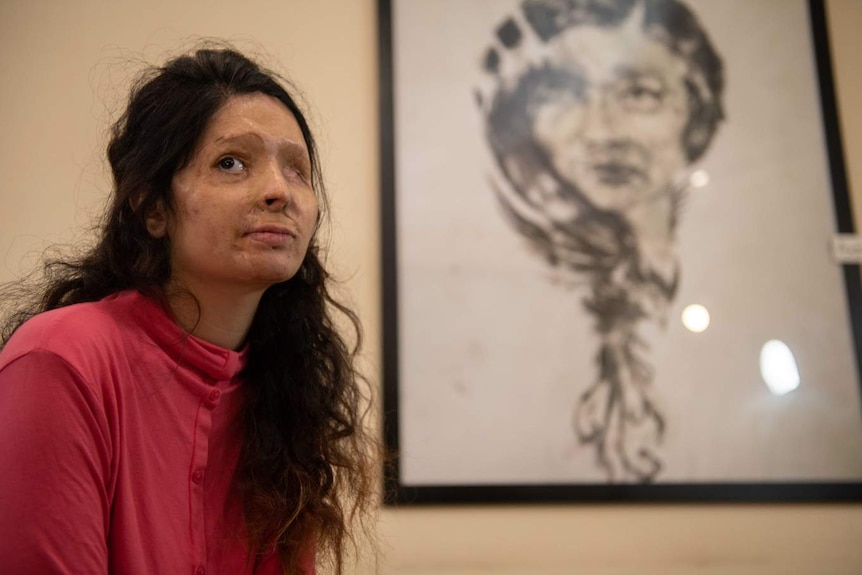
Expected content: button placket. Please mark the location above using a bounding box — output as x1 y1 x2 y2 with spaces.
189 393 215 571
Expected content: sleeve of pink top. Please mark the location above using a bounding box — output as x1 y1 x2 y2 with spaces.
0 350 111 573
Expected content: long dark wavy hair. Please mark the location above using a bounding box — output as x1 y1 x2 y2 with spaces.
0 46 376 574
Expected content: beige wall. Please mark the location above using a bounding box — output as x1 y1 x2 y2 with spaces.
1 1 860 573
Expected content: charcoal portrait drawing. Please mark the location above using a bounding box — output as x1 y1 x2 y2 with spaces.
476 0 725 482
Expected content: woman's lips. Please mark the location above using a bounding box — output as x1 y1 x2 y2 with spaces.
591 163 646 187
244 225 296 247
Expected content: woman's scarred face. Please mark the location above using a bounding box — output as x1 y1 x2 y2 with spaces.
147 93 319 293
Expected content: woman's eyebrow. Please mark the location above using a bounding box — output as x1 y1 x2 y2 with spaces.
214 132 262 145
215 132 303 149
613 65 665 81
214 132 309 160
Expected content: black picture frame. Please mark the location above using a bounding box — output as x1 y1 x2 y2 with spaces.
379 0 862 504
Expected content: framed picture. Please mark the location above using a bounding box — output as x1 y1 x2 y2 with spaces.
379 0 862 503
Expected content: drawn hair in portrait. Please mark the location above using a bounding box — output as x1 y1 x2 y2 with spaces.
476 0 725 482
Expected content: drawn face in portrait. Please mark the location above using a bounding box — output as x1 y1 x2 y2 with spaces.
478 0 724 482
531 19 691 218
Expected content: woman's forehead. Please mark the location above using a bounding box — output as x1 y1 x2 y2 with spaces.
551 23 689 85
200 93 309 154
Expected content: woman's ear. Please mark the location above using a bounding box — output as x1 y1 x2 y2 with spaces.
144 199 168 238
130 192 169 239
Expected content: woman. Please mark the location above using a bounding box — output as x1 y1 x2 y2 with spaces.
0 46 375 574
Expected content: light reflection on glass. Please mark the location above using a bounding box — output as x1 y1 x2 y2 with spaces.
690 170 710 188
681 304 710 333
760 340 800 396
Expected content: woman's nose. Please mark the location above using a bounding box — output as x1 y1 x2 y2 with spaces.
261 161 291 211
579 91 622 142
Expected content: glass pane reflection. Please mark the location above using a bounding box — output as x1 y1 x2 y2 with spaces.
760 340 800 395
682 304 710 333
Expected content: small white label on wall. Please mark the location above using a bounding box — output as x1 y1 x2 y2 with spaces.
831 234 862 263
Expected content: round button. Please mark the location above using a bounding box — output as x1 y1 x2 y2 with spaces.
191 469 204 484
195 566 206 575
208 389 221 402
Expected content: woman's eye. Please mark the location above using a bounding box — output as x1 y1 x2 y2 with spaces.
217 156 245 173
286 164 311 184
619 78 665 112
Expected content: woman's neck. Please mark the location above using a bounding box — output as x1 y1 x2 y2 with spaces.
164 280 264 351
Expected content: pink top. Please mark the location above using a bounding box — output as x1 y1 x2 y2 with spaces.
0 290 312 574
